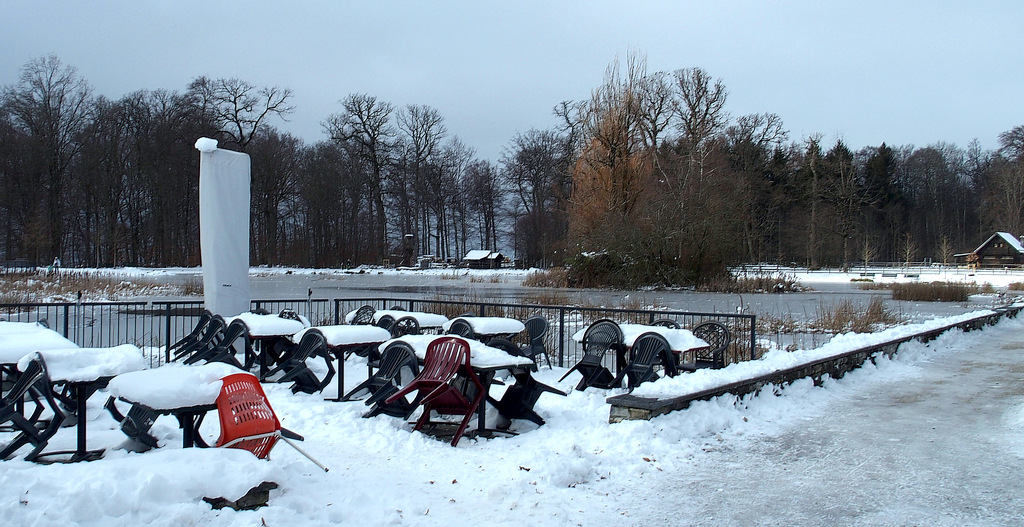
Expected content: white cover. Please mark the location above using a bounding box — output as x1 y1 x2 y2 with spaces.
197 139 251 317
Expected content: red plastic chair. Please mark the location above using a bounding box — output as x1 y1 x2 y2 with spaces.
215 373 327 470
385 336 484 446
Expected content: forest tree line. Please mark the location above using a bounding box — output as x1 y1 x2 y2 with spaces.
2 54 1023 286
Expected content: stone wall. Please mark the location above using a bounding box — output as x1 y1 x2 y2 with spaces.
607 306 1022 423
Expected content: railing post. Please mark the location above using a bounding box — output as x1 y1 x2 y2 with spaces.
750 315 757 360
558 307 566 368
164 303 173 364
62 304 70 339
333 299 341 325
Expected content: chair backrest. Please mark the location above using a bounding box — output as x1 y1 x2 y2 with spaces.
651 318 681 329
170 310 212 350
376 341 419 381
391 316 420 337
376 314 396 332
630 332 671 367
447 318 475 339
524 316 547 344
582 319 624 356
351 305 376 325
179 315 227 363
1 353 66 461
292 329 328 362
420 337 471 382
691 321 731 366
221 319 250 348
215 373 281 458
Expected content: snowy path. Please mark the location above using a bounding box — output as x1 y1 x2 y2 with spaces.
628 317 1024 526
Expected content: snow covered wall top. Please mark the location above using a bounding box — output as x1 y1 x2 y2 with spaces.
196 137 251 317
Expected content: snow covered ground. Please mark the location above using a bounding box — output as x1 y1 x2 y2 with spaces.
3 310 1024 526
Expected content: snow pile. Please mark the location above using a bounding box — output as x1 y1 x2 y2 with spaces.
194 137 218 152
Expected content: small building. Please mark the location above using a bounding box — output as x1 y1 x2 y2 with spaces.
956 232 1024 268
463 250 505 269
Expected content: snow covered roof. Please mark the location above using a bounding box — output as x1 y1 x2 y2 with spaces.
463 250 502 261
973 232 1024 254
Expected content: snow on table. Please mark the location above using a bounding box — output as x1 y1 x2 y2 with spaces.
18 344 146 382
0 321 79 363
106 362 248 410
443 316 526 336
382 334 534 369
229 312 308 337
293 325 392 347
343 308 450 328
571 323 709 352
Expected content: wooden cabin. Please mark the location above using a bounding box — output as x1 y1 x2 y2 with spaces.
957 232 1024 268
463 250 505 269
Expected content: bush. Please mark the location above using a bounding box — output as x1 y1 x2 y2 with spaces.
565 252 694 289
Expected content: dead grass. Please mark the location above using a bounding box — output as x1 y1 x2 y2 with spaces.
810 297 904 333
1009 282 1024 291
0 270 200 303
522 267 569 288
891 281 975 302
698 272 805 293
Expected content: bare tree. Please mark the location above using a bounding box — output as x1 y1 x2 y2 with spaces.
188 76 294 151
3 54 92 260
323 93 395 260
672 67 729 153
396 104 446 258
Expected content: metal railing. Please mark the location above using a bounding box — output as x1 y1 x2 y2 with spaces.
2 298 757 370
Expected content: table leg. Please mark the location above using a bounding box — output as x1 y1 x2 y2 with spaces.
181 413 195 448
328 350 345 402
74 383 87 460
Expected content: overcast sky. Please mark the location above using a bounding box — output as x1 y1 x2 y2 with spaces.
2 1 1021 162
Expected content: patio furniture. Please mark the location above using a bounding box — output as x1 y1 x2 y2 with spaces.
14 345 145 462
356 341 421 418
350 305 376 325
446 318 475 339
167 310 213 361
298 325 392 401
492 370 566 426
559 319 622 390
106 362 245 448
391 316 420 337
205 318 249 369
680 321 731 371
385 336 484 447
215 372 327 471
443 316 526 342
0 353 66 461
181 315 228 365
611 332 673 391
521 316 552 368
229 310 309 376
262 329 335 394
483 336 566 426
651 318 681 329
376 314 396 333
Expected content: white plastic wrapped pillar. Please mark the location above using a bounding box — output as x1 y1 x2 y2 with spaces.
196 138 251 317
